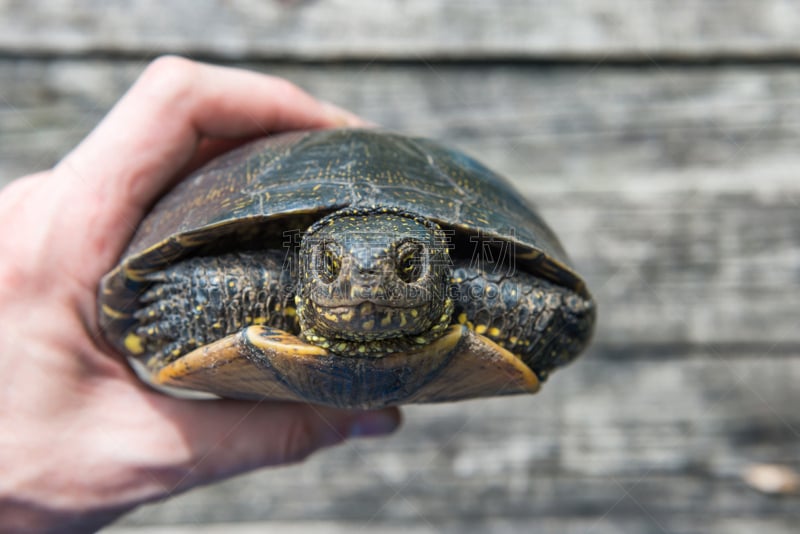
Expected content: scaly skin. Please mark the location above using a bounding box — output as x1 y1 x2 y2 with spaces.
136 253 594 381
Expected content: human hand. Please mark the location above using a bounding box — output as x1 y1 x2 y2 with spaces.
0 57 401 533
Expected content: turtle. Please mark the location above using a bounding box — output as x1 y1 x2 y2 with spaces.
98 129 595 409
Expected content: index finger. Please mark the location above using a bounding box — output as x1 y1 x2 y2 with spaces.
57 56 363 248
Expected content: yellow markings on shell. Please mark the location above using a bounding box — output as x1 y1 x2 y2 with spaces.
195 305 203 312
252 316 266 325
488 327 501 338
509 336 519 344
323 311 339 322
399 313 407 327
123 267 152 282
284 307 296 317
101 305 128 320
212 322 222 329
228 281 235 288
339 309 354 322
474 324 488 335
410 309 419 318
380 314 392 327
516 249 542 260
312 184 322 191
457 313 468 325
124 333 144 354
274 303 282 311
362 320 375 330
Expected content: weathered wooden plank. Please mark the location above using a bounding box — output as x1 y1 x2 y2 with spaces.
3 60 799 346
111 348 800 528
109 517 800 534
5 61 800 194
2 1 800 60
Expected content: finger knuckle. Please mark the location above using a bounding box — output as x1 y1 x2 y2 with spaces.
136 55 199 106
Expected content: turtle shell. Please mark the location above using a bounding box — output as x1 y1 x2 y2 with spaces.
99 129 592 407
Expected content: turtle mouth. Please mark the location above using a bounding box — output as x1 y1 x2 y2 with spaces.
299 296 455 356
310 300 431 340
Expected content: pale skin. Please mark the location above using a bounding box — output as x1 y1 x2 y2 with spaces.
0 57 401 533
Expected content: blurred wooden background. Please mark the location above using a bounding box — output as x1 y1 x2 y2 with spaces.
2 1 800 533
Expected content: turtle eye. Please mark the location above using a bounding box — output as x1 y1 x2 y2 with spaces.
318 242 341 283
396 241 424 283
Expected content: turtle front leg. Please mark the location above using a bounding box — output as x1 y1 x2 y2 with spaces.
134 251 298 366
450 260 595 380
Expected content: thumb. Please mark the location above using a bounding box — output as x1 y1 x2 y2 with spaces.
155 398 401 491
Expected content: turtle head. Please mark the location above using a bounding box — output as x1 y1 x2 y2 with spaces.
296 207 453 356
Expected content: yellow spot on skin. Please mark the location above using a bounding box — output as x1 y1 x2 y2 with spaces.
124 333 144 354
274 303 282 311
252 317 266 325
312 184 322 191
457 313 468 324
414 336 428 344
509 336 519 344
475 324 488 335
488 327 501 338
410 309 418 318
212 322 222 328
228 281 235 287
284 307 296 317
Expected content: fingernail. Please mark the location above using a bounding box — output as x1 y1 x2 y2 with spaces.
348 410 401 438
320 101 377 128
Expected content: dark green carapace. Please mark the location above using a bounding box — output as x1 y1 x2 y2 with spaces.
99 129 595 408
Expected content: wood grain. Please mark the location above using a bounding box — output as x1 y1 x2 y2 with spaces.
1 1 800 60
